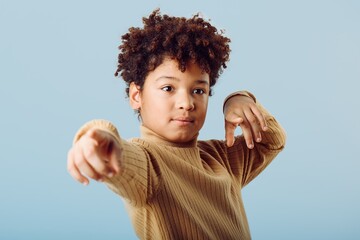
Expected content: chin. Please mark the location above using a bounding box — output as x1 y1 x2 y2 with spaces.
171 134 197 143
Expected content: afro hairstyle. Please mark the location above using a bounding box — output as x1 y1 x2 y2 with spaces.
114 9 231 97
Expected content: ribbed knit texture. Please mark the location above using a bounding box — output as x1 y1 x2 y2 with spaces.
73 94 286 240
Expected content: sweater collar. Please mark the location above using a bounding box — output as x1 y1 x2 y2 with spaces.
140 125 198 148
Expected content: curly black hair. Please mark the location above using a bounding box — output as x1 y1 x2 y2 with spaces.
115 9 231 96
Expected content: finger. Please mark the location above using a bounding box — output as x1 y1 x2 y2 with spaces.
251 106 268 131
74 143 103 181
225 120 237 147
109 150 121 174
87 129 119 176
67 148 90 185
244 109 262 143
83 137 115 178
88 154 115 178
108 141 122 174
225 111 245 147
238 119 254 149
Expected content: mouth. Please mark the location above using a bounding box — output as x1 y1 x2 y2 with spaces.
172 117 195 125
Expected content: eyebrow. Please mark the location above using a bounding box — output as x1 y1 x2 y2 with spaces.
155 76 209 85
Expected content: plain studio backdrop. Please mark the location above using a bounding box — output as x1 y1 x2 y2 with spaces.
0 0 359 239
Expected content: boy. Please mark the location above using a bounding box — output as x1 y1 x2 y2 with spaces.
67 9 286 240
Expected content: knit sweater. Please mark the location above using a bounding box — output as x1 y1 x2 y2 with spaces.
73 93 286 240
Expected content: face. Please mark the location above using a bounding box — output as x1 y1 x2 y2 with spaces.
131 58 210 144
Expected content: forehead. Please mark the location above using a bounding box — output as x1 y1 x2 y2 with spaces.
147 58 210 83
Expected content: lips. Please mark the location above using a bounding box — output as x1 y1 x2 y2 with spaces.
173 117 194 121
172 117 195 124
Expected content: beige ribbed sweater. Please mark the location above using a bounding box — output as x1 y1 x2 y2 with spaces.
74 95 286 240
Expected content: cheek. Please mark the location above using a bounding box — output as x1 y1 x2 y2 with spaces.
200 98 209 112
197 102 208 121
142 97 170 115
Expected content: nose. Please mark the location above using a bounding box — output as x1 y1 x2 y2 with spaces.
176 92 194 111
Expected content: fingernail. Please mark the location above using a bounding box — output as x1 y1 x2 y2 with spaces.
107 171 114 178
256 137 261 142
83 181 89 186
248 143 254 149
98 177 104 182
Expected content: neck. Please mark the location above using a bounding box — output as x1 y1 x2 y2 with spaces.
140 125 198 147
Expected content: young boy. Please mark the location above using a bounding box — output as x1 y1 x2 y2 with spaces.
67 9 286 240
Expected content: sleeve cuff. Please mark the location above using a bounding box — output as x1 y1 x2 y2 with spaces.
72 119 121 144
223 91 257 113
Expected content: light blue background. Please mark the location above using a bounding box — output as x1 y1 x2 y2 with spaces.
1 0 359 239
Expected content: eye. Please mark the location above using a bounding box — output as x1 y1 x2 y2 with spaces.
161 86 173 92
193 88 206 95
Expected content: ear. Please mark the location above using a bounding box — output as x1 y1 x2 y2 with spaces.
129 82 142 110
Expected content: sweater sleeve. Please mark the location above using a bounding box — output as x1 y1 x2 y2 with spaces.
224 92 287 187
73 119 160 207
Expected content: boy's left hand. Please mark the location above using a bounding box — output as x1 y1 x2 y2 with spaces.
224 95 268 148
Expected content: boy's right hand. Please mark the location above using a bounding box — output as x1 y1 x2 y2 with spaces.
67 128 122 186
